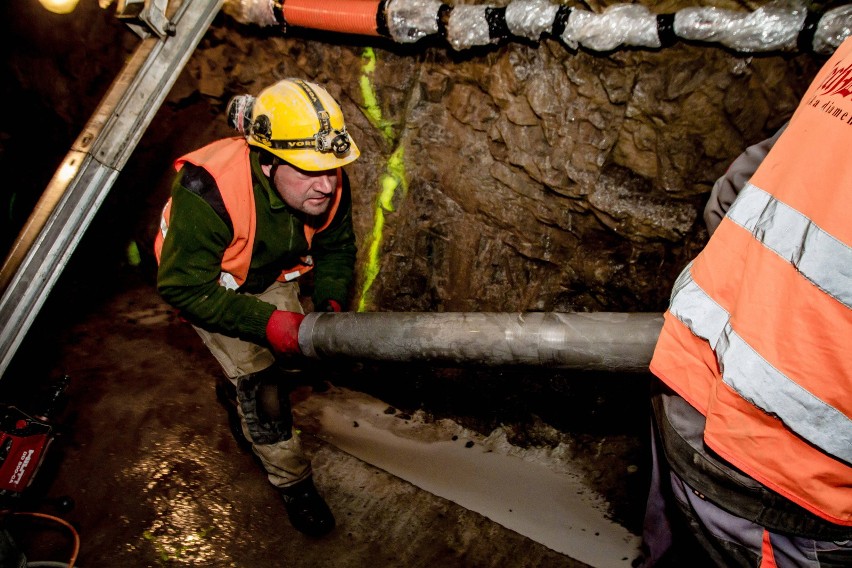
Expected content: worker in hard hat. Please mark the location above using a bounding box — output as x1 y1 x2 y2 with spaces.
638 38 852 566
154 78 360 537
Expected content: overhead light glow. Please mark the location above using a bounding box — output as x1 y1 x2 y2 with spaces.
38 0 80 14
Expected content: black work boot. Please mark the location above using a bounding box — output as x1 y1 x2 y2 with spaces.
279 477 335 537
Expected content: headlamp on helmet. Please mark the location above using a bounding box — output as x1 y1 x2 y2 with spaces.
226 78 360 171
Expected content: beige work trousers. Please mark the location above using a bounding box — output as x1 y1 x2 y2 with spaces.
193 281 311 488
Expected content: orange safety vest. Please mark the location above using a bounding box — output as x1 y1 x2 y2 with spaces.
153 137 342 290
651 38 852 526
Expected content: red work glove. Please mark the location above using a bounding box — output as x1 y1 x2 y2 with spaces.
265 310 305 355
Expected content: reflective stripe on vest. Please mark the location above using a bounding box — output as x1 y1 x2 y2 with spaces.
726 184 852 307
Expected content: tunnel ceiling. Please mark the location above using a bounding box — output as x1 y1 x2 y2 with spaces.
0 0 824 314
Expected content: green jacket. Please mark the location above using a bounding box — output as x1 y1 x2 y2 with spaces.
157 148 356 345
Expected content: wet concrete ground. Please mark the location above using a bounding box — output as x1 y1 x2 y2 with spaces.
1 268 649 567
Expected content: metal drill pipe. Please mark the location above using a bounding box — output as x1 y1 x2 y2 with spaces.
299 311 664 372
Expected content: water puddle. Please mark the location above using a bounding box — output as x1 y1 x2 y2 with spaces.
294 386 641 567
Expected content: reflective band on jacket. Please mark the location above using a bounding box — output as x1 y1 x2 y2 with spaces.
670 264 852 465
726 184 852 309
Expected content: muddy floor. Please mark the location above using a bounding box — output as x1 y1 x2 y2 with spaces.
0 260 652 567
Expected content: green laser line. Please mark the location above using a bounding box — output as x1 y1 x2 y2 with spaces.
359 48 395 144
357 48 408 311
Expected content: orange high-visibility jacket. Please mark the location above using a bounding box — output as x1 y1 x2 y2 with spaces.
650 38 852 526
154 137 342 290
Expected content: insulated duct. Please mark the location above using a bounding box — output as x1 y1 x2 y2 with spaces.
223 0 852 54
299 311 664 372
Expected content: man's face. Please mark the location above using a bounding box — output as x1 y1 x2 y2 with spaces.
272 162 337 216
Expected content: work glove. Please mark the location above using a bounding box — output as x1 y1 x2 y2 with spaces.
265 310 305 356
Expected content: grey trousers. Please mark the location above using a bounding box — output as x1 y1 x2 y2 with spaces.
193 281 311 488
639 415 852 567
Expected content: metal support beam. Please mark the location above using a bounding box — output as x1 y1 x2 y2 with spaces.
299 311 664 372
0 0 223 379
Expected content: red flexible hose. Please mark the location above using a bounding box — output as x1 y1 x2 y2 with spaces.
282 0 382 37
12 511 81 567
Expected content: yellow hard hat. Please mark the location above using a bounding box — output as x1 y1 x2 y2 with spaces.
227 78 360 171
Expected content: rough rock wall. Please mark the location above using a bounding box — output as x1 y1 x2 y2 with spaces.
1 1 823 315
351 42 809 313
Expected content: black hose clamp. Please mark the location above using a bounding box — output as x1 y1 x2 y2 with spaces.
656 14 677 48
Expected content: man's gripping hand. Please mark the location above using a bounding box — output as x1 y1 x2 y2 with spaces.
265 310 305 355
